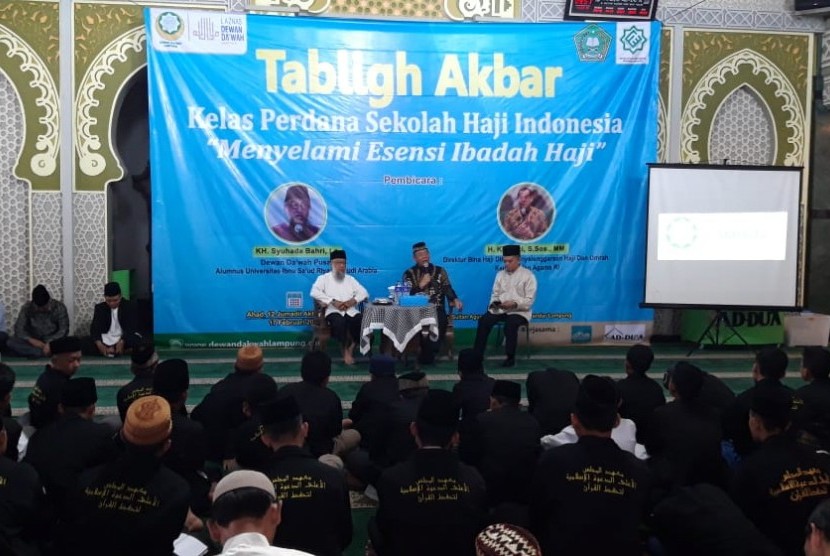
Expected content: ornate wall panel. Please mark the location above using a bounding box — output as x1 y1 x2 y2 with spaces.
680 30 812 167
0 2 60 192
73 193 106 333
0 75 32 327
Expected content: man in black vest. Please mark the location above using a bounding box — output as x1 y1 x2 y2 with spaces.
258 395 352 556
87 282 141 357
530 375 652 556
27 336 82 429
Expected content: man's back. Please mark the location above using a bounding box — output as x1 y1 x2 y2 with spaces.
192 371 256 462
64 452 191 556
280 380 343 457
24 414 116 513
461 406 541 506
723 380 793 457
526 368 580 435
375 449 487 556
731 434 830 556
616 373 665 438
260 445 352 556
530 436 652 556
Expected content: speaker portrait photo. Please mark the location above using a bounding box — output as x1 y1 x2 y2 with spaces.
265 183 327 244
499 183 556 242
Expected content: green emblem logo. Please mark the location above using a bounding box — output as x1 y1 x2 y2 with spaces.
620 25 648 54
573 24 612 63
156 12 185 41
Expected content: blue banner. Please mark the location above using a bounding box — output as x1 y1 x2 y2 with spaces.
146 9 660 343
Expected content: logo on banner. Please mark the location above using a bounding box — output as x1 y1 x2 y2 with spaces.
443 0 518 20
156 12 185 42
151 9 247 54
574 25 612 63
616 23 650 65
571 326 593 343
603 324 646 342
286 292 304 309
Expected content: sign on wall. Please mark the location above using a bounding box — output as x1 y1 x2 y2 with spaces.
146 10 660 346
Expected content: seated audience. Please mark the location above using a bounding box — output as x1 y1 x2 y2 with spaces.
373 389 487 556
153 359 209 515
723 347 792 459
530 375 652 556
452 349 495 437
116 341 159 422
258 395 353 555
208 469 314 555
228 372 280 470
85 281 141 357
616 343 664 440
793 346 830 449
24 377 116 517
27 336 82 429
280 350 359 460
0 417 46 556
192 344 266 471
0 363 23 460
541 408 647 460
525 366 580 435
460 380 541 509
349 355 400 453
6 285 69 359
731 381 830 556
63 396 190 556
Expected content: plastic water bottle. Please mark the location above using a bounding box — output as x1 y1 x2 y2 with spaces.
394 282 402 304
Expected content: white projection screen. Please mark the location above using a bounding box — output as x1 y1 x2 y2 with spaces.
643 165 803 309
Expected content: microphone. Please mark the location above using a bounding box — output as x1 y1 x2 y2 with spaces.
294 224 305 236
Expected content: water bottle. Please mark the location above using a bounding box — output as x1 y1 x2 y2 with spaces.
394 282 402 305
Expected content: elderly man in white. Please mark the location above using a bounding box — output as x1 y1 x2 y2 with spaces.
310 249 369 365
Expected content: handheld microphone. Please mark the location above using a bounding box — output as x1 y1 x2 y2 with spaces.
294 224 304 236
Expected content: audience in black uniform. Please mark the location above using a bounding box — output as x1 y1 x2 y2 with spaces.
63 395 190 556
27 336 82 429
0 417 46 556
793 346 830 449
280 350 359 461
193 344 268 473
0 363 23 461
153 358 210 516
6 342 830 556
723 346 793 459
525 366 580 435
452 349 495 437
116 340 158 422
24 377 117 518
257 395 353 555
731 380 830 556
460 379 541 512
228 371 280 470
373 389 487 556
616 343 665 440
644 362 729 491
530 375 652 556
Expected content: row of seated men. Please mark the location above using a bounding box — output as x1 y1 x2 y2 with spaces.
2 337 830 556
0 282 142 359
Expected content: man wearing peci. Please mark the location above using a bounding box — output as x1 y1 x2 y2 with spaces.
473 245 537 368
272 184 320 243
402 241 463 365
310 250 369 365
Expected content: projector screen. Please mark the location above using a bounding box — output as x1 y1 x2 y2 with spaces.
643 164 802 309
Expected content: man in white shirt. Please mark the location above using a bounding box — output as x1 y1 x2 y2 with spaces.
310 250 369 365
473 245 537 368
208 470 313 555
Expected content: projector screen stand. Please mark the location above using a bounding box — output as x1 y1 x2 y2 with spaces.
687 310 752 356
